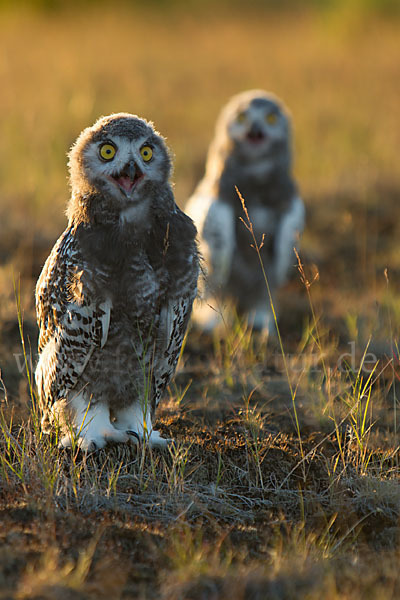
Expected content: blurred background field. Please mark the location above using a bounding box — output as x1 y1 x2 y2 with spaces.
0 2 400 599
1 0 400 311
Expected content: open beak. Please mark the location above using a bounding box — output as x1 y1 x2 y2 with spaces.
110 160 144 195
247 123 266 143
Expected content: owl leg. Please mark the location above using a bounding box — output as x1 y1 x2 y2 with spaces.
248 299 276 336
113 403 171 448
59 391 129 451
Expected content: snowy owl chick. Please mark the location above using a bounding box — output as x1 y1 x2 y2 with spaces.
186 90 304 334
35 113 199 451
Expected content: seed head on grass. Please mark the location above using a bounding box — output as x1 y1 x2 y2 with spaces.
236 186 305 479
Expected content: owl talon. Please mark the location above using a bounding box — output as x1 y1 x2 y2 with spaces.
78 437 103 453
126 430 140 444
147 431 173 449
76 439 99 453
58 434 99 452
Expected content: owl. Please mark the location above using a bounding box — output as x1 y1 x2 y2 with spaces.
35 113 199 451
186 90 304 334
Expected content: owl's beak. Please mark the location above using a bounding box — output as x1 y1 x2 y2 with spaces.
127 160 139 181
247 123 266 143
111 160 144 196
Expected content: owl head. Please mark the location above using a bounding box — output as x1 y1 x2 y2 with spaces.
208 90 292 174
67 113 173 226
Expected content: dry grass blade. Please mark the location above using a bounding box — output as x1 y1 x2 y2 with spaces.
0 5 399 600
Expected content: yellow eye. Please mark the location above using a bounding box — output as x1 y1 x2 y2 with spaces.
266 112 278 125
237 112 247 123
140 146 153 162
99 143 116 161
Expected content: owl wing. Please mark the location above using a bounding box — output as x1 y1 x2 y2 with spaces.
35 227 111 405
153 253 198 409
274 195 305 286
186 192 235 294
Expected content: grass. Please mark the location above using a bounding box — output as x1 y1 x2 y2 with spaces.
0 2 400 599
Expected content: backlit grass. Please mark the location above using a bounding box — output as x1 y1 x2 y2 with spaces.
0 3 399 599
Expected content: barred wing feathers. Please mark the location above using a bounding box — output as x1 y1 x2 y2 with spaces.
35 228 111 405
154 294 193 408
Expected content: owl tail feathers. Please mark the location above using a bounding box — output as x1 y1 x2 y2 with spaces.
34 370 55 435
39 399 70 438
34 346 65 435
40 407 53 434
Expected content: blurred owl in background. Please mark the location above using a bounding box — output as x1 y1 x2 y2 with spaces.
186 90 304 334
35 113 199 451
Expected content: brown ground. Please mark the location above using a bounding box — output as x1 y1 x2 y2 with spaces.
1 4 400 599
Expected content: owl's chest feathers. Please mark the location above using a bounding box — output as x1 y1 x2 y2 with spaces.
76 222 189 318
93 253 165 321
219 160 295 215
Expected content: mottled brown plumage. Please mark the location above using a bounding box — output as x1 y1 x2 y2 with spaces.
36 113 199 450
